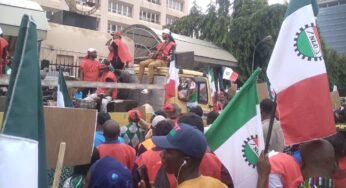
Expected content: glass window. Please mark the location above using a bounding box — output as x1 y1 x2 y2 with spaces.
198 82 208 104
108 0 132 17
140 9 160 24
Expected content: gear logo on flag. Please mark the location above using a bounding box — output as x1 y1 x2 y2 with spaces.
242 135 260 168
294 23 323 61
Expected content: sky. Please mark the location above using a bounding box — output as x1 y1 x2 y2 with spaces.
188 0 288 12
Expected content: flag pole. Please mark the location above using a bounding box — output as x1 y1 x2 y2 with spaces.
264 94 277 154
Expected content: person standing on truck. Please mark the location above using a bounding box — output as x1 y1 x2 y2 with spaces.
138 29 176 94
79 48 103 98
83 66 118 113
0 27 9 74
107 32 132 70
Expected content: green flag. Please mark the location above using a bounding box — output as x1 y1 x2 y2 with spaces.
0 15 48 188
57 69 73 107
206 68 264 187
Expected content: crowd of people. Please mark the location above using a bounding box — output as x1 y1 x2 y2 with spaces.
59 99 346 188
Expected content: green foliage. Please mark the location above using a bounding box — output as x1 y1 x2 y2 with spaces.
166 0 346 86
324 48 346 91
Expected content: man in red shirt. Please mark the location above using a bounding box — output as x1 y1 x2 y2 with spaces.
97 120 135 171
79 48 102 97
0 27 9 75
107 32 132 70
83 66 117 112
138 29 176 94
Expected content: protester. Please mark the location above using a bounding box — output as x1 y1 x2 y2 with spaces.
96 120 135 171
83 66 117 112
150 124 227 187
204 111 219 133
326 132 346 187
260 99 285 152
94 112 124 147
163 103 181 122
121 109 145 148
144 110 168 139
189 105 203 117
107 32 132 70
267 151 303 188
178 113 233 187
79 48 102 98
135 120 176 188
84 156 133 188
186 78 198 109
299 139 337 188
0 27 9 74
256 152 271 188
138 29 176 94
137 115 166 156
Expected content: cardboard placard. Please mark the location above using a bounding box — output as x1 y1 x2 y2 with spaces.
44 107 97 168
330 91 341 110
257 82 270 102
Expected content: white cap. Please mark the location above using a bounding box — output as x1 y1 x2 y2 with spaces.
151 115 166 128
87 48 96 52
162 28 170 35
0 27 3 35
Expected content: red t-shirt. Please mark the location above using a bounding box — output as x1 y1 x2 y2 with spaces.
80 59 101 81
97 142 136 171
0 36 9 73
136 150 177 188
155 41 175 61
96 71 118 99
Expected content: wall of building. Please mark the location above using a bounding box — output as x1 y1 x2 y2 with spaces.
33 0 189 32
317 3 346 55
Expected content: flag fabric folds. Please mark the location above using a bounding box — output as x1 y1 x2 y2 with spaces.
165 60 179 101
0 15 48 188
206 68 264 188
222 67 238 82
57 69 73 107
266 0 335 145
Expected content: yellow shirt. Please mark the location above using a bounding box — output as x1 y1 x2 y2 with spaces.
178 176 227 188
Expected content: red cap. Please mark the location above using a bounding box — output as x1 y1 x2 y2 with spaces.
111 32 122 37
127 109 142 121
163 103 174 112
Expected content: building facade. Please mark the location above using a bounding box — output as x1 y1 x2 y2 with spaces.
317 0 346 55
33 0 189 32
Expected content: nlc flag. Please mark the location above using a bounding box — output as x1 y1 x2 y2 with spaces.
165 59 179 101
0 15 48 188
267 0 335 145
57 68 73 107
206 68 264 188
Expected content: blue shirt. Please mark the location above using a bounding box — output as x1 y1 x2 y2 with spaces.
94 131 125 147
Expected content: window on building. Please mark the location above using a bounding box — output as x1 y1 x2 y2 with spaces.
76 0 99 6
167 0 184 12
147 0 161 5
107 21 127 33
108 0 133 17
140 9 160 24
166 15 179 25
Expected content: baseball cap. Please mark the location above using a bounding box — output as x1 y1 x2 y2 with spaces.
162 28 170 34
127 109 142 121
89 156 133 188
151 115 166 128
152 123 207 159
88 48 96 52
111 31 122 37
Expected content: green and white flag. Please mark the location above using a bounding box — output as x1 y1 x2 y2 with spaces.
206 68 264 188
57 69 73 107
0 15 48 188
